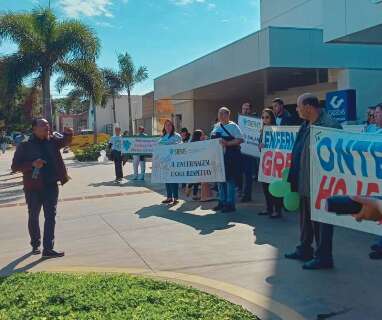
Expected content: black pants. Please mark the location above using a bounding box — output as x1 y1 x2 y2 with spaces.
238 154 255 199
298 196 333 262
24 184 59 250
262 183 282 214
113 151 123 180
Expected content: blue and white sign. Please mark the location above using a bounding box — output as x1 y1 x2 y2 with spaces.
326 89 356 123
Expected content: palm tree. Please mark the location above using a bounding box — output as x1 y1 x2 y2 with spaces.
0 8 100 125
56 60 105 143
118 53 148 135
101 68 123 124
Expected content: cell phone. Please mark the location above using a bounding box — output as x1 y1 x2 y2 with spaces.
326 195 382 215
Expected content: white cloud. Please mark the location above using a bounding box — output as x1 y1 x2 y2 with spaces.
59 0 114 18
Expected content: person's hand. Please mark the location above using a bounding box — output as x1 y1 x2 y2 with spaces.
63 127 74 135
352 196 382 222
258 143 265 151
32 159 46 169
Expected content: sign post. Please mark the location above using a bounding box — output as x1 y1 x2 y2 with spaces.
325 89 356 123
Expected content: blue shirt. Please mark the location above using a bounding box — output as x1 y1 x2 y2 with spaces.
110 135 122 152
211 121 243 139
158 132 182 145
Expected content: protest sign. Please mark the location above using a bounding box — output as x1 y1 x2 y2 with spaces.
121 136 160 155
342 124 364 133
258 126 300 183
310 126 382 235
238 115 262 157
151 139 226 183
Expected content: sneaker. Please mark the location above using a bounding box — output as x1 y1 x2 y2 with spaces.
161 198 173 204
222 205 236 213
258 211 269 216
369 251 382 260
285 251 313 262
32 247 41 255
138 175 145 181
302 258 334 270
270 213 282 219
42 249 65 259
173 199 179 205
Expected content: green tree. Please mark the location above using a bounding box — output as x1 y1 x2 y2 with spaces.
118 53 148 135
0 8 100 125
102 68 123 124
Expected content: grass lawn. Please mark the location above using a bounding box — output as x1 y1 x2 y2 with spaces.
0 273 260 320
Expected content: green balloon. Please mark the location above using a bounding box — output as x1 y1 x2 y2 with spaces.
283 192 300 211
269 180 290 198
282 168 290 181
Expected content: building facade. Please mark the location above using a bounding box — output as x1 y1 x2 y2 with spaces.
154 0 382 133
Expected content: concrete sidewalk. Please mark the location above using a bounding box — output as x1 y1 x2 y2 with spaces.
0 150 381 320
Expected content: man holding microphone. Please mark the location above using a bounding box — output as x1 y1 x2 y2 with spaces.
12 118 73 258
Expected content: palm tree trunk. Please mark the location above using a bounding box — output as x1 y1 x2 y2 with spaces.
42 67 53 125
112 95 117 124
127 87 133 136
91 97 98 144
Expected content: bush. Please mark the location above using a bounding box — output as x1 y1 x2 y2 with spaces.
73 142 108 162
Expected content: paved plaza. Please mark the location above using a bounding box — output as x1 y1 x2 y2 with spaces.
0 150 381 320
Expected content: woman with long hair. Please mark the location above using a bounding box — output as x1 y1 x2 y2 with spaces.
258 108 283 218
159 119 182 204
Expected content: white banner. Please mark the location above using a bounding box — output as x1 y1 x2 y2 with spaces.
342 124 364 133
310 126 382 235
238 115 262 157
121 136 160 155
258 126 300 183
151 139 226 183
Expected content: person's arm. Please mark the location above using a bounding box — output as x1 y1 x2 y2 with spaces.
11 144 34 173
352 196 382 222
221 124 244 147
54 127 74 149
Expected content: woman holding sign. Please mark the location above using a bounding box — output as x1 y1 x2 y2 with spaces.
211 107 244 213
258 108 283 219
159 120 182 205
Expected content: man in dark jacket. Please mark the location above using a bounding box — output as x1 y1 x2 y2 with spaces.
272 98 296 126
285 93 342 270
12 118 73 258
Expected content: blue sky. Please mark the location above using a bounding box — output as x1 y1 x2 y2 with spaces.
0 0 260 97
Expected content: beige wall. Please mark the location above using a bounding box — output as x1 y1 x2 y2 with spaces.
173 100 194 132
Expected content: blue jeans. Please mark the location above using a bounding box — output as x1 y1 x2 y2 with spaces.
166 183 179 199
218 181 236 207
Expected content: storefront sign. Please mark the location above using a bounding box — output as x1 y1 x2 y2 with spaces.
258 126 300 183
238 115 262 158
310 126 382 235
151 139 226 183
326 89 356 123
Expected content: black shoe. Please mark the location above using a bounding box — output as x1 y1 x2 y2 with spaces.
32 247 41 255
369 251 382 260
285 251 313 262
270 213 282 219
370 244 382 252
213 203 224 211
302 258 334 270
222 205 236 213
241 197 251 203
42 249 65 259
161 198 173 204
258 211 269 216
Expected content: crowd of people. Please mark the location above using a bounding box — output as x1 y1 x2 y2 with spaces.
9 94 382 267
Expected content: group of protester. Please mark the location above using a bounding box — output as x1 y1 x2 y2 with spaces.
10 95 382 267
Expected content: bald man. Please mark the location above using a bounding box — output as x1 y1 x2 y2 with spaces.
12 118 73 259
285 94 342 270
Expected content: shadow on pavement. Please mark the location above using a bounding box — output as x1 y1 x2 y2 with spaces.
0 253 45 277
0 188 25 204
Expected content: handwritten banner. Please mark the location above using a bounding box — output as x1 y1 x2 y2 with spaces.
121 136 160 155
238 115 262 157
258 126 300 183
310 126 382 235
151 139 226 183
